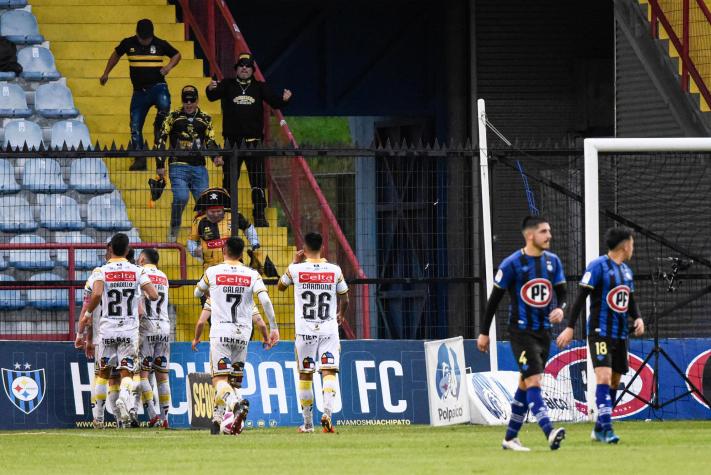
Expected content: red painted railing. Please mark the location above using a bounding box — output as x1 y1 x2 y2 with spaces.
0 243 187 342
178 0 371 339
648 0 711 108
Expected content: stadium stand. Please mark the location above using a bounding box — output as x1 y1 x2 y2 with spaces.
36 193 84 230
0 158 20 193
27 272 67 310
0 274 24 310
54 231 102 270
34 82 79 118
0 81 32 117
50 119 90 148
0 195 36 232
87 191 133 231
22 158 68 192
69 157 113 193
3 118 43 149
0 8 43 45
8 234 53 270
18 45 60 81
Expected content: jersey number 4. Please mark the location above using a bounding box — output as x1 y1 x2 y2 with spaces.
302 291 331 320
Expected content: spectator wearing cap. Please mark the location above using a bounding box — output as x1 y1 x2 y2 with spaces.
100 19 181 171
157 85 220 242
205 52 292 227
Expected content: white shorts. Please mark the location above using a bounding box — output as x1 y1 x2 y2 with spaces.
295 334 340 373
139 333 170 373
98 333 139 372
210 336 249 377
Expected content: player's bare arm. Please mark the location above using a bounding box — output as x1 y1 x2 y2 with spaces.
192 308 211 351
337 291 349 325
142 281 159 301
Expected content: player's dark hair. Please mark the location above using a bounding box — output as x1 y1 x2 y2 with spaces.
521 215 548 231
304 232 323 251
605 226 634 250
225 236 244 258
126 247 135 264
141 248 159 265
110 233 129 257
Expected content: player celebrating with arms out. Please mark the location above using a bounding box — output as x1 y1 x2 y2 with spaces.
278 232 349 433
557 226 644 444
192 237 279 435
477 216 567 451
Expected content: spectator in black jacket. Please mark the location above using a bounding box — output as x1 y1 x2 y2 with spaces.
205 52 292 227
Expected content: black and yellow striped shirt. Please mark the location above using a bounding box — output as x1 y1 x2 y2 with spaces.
115 35 178 91
156 107 217 168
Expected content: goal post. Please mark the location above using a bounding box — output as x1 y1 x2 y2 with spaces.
583 137 711 415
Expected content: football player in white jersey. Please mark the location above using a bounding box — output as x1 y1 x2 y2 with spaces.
278 232 349 433
85 233 159 426
192 236 279 435
135 248 172 429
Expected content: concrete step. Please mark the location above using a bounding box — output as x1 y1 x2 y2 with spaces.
32 0 167 5
52 41 195 60
66 77 212 97
33 5 176 24
39 23 185 42
75 95 221 114
56 58 204 78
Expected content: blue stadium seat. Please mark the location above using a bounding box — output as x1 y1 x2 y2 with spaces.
55 232 102 270
0 82 31 118
0 10 43 44
126 228 141 244
87 191 132 230
18 46 61 81
0 195 36 232
28 272 67 310
37 194 84 230
0 1 28 8
4 119 43 149
0 254 6 270
8 234 54 270
50 120 91 149
22 158 68 193
0 274 25 310
0 71 15 80
35 82 79 119
69 158 113 194
0 158 19 193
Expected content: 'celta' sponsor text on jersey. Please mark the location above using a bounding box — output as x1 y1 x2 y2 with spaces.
92 258 151 336
494 250 566 332
197 261 266 338
280 259 348 336
140 264 170 335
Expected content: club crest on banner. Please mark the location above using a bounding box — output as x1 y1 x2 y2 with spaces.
2 363 46 415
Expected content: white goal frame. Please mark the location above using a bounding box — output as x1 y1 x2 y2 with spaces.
583 137 711 414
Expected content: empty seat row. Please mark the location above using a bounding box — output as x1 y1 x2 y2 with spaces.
3 119 91 150
0 157 113 194
0 191 133 232
3 233 102 270
0 46 60 82
0 273 67 310
0 82 78 118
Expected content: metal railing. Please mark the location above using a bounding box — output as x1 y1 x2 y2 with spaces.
176 0 370 337
648 0 711 108
0 242 187 341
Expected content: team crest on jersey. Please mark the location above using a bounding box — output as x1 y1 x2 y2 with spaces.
606 285 631 312
520 278 553 308
546 260 553 272
150 45 156 54
2 364 46 415
217 358 229 370
302 357 315 370
321 352 335 365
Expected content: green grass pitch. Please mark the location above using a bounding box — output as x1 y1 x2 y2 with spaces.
1 421 708 474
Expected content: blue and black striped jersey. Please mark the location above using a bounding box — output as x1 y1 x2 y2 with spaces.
494 249 566 332
580 255 635 339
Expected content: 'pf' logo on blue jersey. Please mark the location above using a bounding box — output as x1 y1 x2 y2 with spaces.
606 285 631 312
2 364 46 415
520 278 553 308
435 343 461 400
